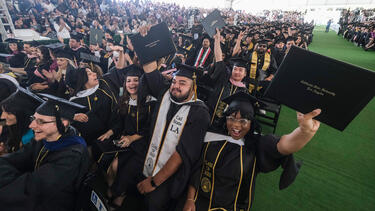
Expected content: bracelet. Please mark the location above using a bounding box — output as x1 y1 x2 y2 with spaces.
187 198 195 202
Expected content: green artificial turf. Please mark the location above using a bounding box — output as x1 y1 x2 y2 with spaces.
252 26 375 210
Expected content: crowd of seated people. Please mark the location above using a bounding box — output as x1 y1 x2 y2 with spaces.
0 1 321 211
338 8 375 51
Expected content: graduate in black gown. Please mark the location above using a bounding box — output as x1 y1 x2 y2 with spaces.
0 87 43 154
137 60 210 210
66 33 91 64
0 74 19 155
183 92 321 211
5 38 27 69
0 93 89 211
98 65 156 209
38 49 76 99
202 29 248 131
244 39 278 96
67 65 118 151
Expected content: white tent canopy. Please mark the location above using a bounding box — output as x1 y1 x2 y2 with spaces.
150 0 375 10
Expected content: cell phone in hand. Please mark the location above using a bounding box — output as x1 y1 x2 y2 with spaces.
113 139 122 147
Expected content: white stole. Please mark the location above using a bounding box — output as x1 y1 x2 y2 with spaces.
143 91 192 177
69 84 99 101
204 131 244 146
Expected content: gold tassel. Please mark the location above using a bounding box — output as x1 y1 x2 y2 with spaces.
193 72 197 101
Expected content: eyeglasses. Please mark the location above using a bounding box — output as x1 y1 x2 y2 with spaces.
30 116 55 125
226 116 250 126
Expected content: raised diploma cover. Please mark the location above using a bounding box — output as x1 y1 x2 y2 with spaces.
201 9 226 37
264 46 375 131
131 22 176 65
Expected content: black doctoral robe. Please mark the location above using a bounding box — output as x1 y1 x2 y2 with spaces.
0 127 89 211
140 70 211 206
192 134 300 211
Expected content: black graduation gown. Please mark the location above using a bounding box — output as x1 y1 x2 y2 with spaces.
110 100 156 197
65 46 91 63
186 47 214 69
0 128 89 211
192 135 300 211
71 79 118 145
203 61 248 130
245 51 278 96
141 70 211 202
8 52 27 68
101 67 126 100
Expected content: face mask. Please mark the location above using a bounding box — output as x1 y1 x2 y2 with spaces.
113 51 120 58
106 45 112 51
94 51 101 57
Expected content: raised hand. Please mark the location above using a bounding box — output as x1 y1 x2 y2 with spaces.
297 109 321 134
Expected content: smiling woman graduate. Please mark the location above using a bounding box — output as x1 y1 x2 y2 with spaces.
183 91 321 211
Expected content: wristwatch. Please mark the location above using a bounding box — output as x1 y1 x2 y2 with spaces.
151 177 158 188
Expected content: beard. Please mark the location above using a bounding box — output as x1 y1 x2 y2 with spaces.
170 88 191 103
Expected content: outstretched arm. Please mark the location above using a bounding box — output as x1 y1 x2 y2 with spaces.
277 109 321 155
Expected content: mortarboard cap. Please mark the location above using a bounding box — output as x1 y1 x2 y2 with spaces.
175 63 197 80
1 87 44 116
55 49 74 60
230 57 248 69
265 46 375 131
222 91 264 119
131 22 176 65
201 9 226 38
45 42 65 50
70 33 84 41
80 52 100 64
36 93 86 121
124 64 143 78
5 38 22 43
0 74 18 102
175 63 199 101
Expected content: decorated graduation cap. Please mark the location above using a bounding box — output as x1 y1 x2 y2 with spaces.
175 63 198 101
222 91 264 120
36 93 86 134
1 87 44 116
